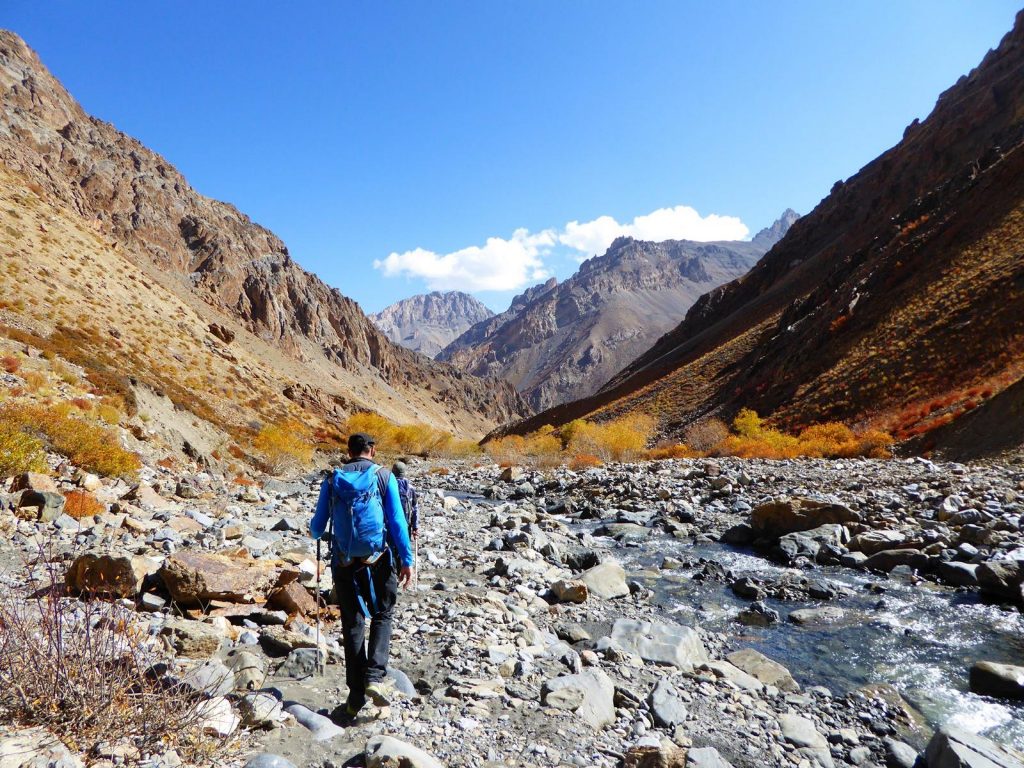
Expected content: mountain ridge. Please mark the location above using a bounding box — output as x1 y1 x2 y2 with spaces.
0 30 529 439
440 213 796 411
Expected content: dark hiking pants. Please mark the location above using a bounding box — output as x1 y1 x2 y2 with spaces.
332 551 398 708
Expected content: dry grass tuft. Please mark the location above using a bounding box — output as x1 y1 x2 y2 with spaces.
63 490 105 519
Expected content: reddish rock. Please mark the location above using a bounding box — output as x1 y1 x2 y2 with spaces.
158 551 278 607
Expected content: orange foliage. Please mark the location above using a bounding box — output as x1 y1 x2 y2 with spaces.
64 490 105 519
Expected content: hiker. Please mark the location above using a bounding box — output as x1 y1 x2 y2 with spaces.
309 432 414 724
392 461 419 539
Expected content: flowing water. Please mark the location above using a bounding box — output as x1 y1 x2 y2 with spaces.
618 535 1024 750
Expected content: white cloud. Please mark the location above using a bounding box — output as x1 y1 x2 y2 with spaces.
560 205 748 259
374 205 748 291
374 228 554 292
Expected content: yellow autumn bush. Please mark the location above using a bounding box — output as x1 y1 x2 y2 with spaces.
253 421 314 474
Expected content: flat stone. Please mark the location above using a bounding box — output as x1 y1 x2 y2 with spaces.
935 561 980 587
265 580 316 615
182 659 234 697
541 669 615 729
0 726 84 768
11 472 58 493
726 648 800 692
194 696 239 737
158 550 278 607
924 725 1024 767
243 756 297 768
789 606 845 626
702 660 764 692
610 618 707 669
862 549 930 573
779 713 828 749
366 735 444 768
687 747 735 768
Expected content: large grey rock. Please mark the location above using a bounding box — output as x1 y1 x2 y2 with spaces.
751 498 859 536
778 714 834 768
580 561 629 599
970 661 1024 700
542 669 615 729
883 738 918 768
238 692 284 728
18 489 65 522
387 667 417 696
182 659 234 697
726 648 799 692
935 561 980 588
977 560 1024 603
863 549 930 573
789 607 845 626
687 747 735 768
276 647 325 679
194 696 239 737
609 618 707 669
0 726 84 768
648 678 688 727
777 524 848 563
284 703 343 741
924 726 1024 767
366 735 445 768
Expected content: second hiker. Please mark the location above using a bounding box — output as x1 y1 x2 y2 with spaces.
391 461 419 539
309 432 414 724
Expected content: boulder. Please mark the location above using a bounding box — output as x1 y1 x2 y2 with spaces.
609 618 707 669
924 725 1024 768
159 617 224 658
862 549 930 573
622 740 687 768
284 703 343 741
648 677 688 727
65 552 160 598
789 607 845 626
581 561 629 599
182 659 234 697
158 551 278 607
265 580 316 615
726 648 799 692
11 472 58 493
17 490 65 522
935 561 980 588
977 559 1024 603
779 713 834 768
701 661 763 693
126 484 177 511
969 661 1024 700
883 738 919 768
849 529 910 555
238 692 284 728
366 736 445 768
194 696 239 737
500 466 525 483
551 579 588 603
277 648 326 679
750 498 859 536
227 649 268 691
541 669 615 729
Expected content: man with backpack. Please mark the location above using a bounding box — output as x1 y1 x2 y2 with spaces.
310 432 414 725
391 461 419 539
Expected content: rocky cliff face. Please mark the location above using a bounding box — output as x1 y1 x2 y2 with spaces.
371 291 494 358
440 218 795 411
0 30 529 435
496 11 1024 456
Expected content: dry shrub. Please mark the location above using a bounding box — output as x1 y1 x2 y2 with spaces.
0 419 47 476
63 490 104 519
0 548 225 760
1 355 20 374
644 442 701 460
715 409 895 460
96 402 123 426
0 403 140 478
564 413 656 462
253 420 314 474
23 370 47 391
797 422 858 457
853 429 895 459
683 418 729 452
569 453 603 470
484 435 527 465
341 412 463 457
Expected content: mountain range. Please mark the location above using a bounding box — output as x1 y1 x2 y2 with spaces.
371 291 493 358
437 211 797 411
0 31 529 447
494 10 1024 456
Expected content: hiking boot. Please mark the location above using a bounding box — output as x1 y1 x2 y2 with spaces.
364 679 393 707
329 700 363 726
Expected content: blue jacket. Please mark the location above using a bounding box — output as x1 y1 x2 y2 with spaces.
309 458 414 568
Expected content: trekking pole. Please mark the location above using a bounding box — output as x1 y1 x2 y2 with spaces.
414 534 419 590
315 537 323 677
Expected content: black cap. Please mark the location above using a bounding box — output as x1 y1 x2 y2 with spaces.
348 432 376 455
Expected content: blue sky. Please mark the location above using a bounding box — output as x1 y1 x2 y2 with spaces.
2 2 1019 313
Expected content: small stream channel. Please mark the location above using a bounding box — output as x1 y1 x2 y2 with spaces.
619 535 1024 750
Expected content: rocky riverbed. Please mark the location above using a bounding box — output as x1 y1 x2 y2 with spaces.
2 455 1024 768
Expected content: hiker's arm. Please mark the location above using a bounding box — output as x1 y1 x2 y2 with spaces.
309 477 331 540
383 473 414 567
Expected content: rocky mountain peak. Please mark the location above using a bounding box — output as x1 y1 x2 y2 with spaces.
751 208 801 249
371 291 494 358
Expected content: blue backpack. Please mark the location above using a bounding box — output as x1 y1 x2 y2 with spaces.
329 464 386 562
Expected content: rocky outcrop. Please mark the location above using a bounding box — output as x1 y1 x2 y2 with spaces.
371 291 494 358
0 31 529 435
441 222 794 410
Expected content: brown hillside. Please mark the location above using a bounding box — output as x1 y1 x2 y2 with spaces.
0 31 528 440
495 11 1024 454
